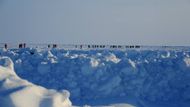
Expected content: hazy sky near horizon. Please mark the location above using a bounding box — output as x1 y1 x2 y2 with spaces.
0 0 190 45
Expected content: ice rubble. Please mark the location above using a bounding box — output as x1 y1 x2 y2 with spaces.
0 56 72 107
1 48 190 106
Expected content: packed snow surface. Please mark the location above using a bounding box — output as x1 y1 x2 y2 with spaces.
0 56 71 107
1 47 190 107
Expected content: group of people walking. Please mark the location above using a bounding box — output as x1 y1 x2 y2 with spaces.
3 43 27 49
3 43 140 49
75 45 141 49
3 43 59 49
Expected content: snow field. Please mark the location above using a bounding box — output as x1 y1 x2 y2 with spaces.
1 47 190 106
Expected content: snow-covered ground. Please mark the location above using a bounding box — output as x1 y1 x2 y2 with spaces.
0 56 71 107
0 47 190 107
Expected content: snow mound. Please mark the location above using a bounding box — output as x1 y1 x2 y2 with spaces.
184 57 190 67
0 57 72 107
106 53 121 63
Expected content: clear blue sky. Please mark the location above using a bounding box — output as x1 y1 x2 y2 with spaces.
0 0 190 45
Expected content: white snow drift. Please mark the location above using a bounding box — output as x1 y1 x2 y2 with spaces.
0 57 72 107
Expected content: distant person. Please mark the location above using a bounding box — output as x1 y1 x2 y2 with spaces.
23 43 26 48
118 45 122 48
48 44 51 48
53 44 57 48
19 44 23 48
126 46 129 48
4 43 7 49
130 46 134 48
80 45 82 49
135 45 140 48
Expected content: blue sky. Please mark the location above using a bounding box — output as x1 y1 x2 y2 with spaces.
0 0 190 45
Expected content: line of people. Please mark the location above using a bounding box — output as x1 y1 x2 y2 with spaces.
3 43 58 49
3 43 26 49
76 45 141 49
109 45 140 49
3 43 140 49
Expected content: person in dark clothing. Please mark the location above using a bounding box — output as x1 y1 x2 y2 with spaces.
135 45 140 48
113 45 117 48
19 44 23 48
23 43 26 48
53 44 57 48
118 45 122 48
80 45 82 49
48 44 51 48
4 43 7 49
130 46 134 48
